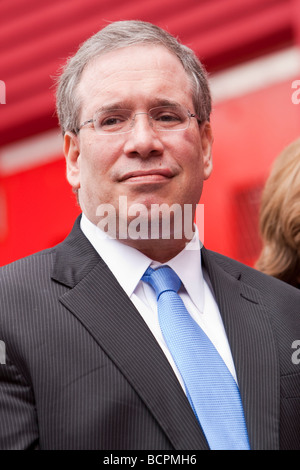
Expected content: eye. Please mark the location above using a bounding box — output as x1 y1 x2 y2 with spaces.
160 114 180 122
95 109 131 131
100 114 127 128
151 107 184 123
156 112 181 122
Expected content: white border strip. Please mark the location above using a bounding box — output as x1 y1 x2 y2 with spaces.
210 47 300 103
0 128 63 175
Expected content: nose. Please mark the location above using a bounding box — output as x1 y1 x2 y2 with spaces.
123 113 164 159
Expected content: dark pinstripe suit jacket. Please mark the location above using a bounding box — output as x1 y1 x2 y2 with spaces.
0 216 299 450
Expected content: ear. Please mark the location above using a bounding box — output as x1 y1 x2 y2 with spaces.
200 122 213 180
64 131 81 190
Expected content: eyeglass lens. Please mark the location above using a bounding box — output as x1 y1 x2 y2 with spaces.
93 105 190 134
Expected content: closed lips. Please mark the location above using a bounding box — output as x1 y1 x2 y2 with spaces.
119 169 174 181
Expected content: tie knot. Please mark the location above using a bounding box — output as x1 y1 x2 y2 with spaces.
142 266 182 300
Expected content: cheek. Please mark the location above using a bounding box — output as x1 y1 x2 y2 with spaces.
179 138 204 178
78 142 124 210
178 141 204 199
79 143 111 183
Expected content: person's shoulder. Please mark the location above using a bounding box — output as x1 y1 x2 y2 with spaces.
203 247 300 300
0 217 82 279
0 246 57 283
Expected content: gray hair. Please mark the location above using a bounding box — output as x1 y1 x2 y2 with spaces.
55 20 211 135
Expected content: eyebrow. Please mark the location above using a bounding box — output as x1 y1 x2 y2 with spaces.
95 98 182 113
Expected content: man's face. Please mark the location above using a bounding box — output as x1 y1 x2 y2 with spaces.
64 45 213 237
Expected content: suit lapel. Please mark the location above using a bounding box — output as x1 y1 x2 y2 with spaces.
201 248 280 450
52 218 209 450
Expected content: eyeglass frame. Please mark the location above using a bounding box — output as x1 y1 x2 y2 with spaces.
74 105 202 135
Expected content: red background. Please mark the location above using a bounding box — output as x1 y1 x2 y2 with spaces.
0 0 299 266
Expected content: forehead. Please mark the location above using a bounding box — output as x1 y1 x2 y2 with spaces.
76 45 193 115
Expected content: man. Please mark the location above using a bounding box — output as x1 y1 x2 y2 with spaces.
0 20 299 450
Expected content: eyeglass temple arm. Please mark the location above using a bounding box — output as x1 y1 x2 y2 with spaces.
75 119 94 134
190 112 202 124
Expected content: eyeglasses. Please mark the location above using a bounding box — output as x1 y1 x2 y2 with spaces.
76 105 201 135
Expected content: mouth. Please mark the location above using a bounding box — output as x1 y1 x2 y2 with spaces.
119 169 174 183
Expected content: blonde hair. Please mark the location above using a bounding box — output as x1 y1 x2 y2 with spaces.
256 138 300 287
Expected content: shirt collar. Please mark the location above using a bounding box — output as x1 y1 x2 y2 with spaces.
80 213 204 311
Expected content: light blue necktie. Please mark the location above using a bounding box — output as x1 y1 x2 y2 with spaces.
142 265 250 450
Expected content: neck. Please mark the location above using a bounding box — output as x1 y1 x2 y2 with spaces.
117 236 193 263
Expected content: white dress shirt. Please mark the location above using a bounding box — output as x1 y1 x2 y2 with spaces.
80 213 238 390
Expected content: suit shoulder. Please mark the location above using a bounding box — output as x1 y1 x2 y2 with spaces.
0 246 57 284
203 248 300 300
